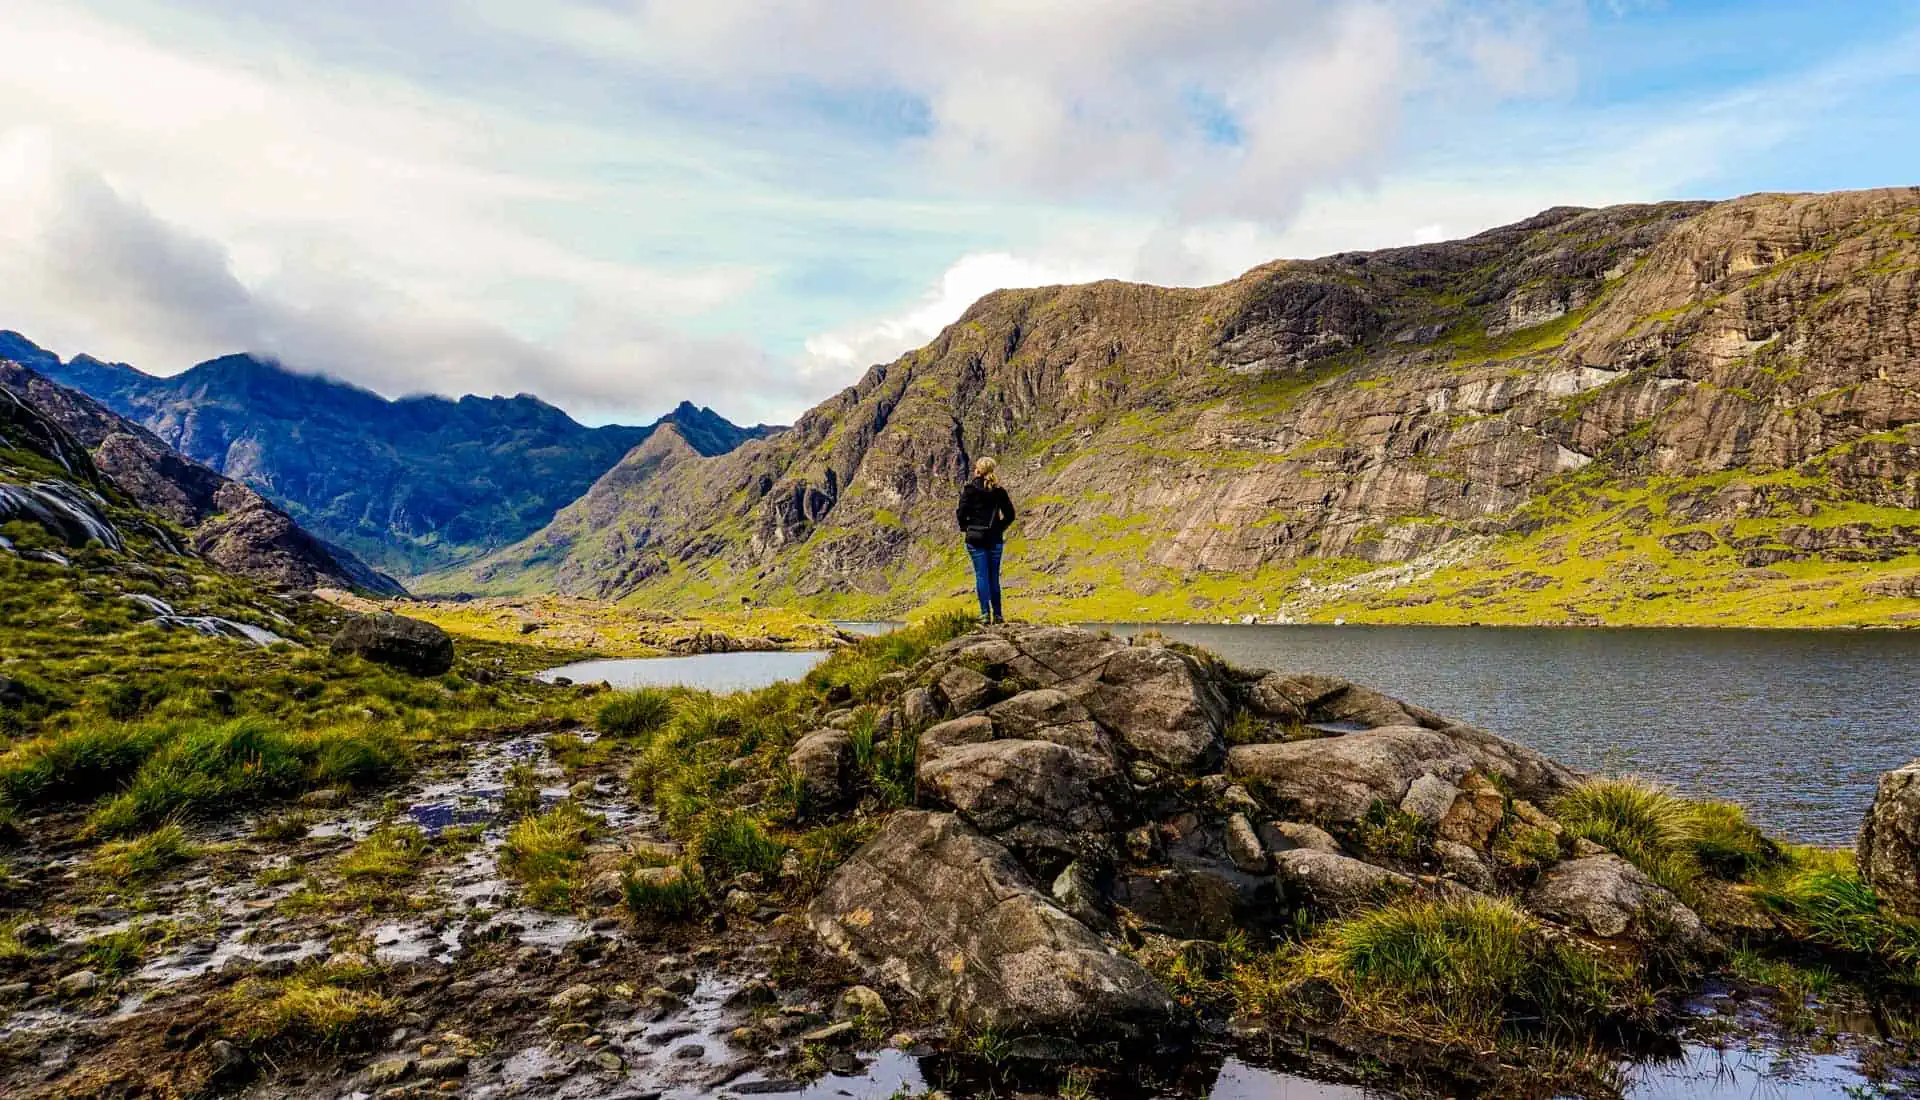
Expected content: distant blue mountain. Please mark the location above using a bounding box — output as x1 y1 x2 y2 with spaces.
1 332 778 577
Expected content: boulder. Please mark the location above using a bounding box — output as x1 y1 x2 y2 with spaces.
788 729 855 812
1272 849 1420 914
1257 820 1343 855
918 739 1125 840
1438 773 1506 849
1003 626 1127 682
987 690 1113 759
1113 863 1268 940
329 612 455 676
936 665 996 714
918 715 996 762
1859 759 1920 919
834 985 889 1023
1072 645 1229 771
1227 724 1575 826
1525 855 1714 952
1433 839 1495 892
809 811 1178 1038
900 687 941 728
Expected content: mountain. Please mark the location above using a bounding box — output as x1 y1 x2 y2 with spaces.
1 334 779 578
444 188 1920 627
0 361 404 594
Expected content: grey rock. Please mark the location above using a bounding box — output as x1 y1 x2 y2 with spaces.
1860 758 1920 919
1433 839 1495 892
416 1056 468 1079
1073 645 1229 771
918 715 996 762
57 969 99 997
1228 723 1576 826
1224 813 1269 873
936 665 996 713
1526 855 1714 952
329 612 455 676
834 985 889 1022
1257 820 1343 855
1272 849 1418 914
1399 773 1461 826
364 1057 414 1086
809 811 1177 1037
918 738 1124 838
788 729 855 812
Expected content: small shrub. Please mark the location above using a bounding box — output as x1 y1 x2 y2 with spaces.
92 823 200 880
596 689 674 739
692 811 785 881
623 862 701 920
500 802 598 910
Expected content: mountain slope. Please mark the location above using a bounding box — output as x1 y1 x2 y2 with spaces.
0 361 404 594
3 335 778 577
447 188 1920 626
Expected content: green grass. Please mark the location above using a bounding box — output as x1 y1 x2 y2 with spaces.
1553 777 1780 901
596 688 676 738
691 811 785 881
622 863 701 920
1756 850 1920 979
500 802 599 910
1283 895 1634 1047
90 823 201 881
339 823 429 883
224 973 394 1052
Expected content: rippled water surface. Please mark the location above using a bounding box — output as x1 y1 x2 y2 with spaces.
1095 623 1920 844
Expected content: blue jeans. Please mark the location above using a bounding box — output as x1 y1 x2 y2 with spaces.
966 543 1004 621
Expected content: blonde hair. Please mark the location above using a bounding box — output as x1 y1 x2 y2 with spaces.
972 456 1000 488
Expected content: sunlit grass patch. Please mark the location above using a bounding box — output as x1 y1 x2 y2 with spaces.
224 974 394 1051
90 823 201 881
1756 849 1920 979
623 862 701 921
596 688 675 739
1282 895 1635 1047
339 823 429 883
1554 777 1781 901
500 802 600 910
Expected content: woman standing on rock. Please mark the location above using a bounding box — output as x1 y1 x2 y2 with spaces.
956 456 1016 624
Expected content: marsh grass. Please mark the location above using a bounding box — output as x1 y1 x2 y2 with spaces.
339 823 429 883
692 811 785 881
500 802 599 910
596 688 675 739
1554 777 1780 902
1286 895 1632 1047
83 925 162 975
91 823 200 881
1756 849 1920 978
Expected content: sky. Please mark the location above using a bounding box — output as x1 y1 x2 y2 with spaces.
1 1 1917 426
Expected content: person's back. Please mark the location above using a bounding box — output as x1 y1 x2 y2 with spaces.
955 457 1014 622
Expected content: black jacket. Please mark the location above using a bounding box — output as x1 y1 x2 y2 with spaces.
955 478 1015 549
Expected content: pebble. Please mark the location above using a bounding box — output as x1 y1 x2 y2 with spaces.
415 1055 468 1079
57 970 99 997
549 983 599 1011
364 1057 414 1086
593 1051 624 1072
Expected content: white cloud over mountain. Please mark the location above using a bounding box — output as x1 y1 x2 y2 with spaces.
1 0 1916 424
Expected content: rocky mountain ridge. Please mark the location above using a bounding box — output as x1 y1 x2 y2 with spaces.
443 188 1920 626
0 361 402 595
0 333 779 579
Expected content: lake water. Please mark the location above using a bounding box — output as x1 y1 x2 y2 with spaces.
542 623 1918 845
536 650 829 694
1089 623 1920 846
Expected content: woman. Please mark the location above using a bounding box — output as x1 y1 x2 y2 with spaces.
955 456 1016 624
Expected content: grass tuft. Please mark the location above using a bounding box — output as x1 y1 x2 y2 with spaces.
500 802 599 910
91 823 200 881
596 688 675 739
225 974 393 1051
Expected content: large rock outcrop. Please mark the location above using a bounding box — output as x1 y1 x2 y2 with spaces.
1859 759 1920 919
807 625 1719 1041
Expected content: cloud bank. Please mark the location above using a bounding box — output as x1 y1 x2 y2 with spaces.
2 0 1916 423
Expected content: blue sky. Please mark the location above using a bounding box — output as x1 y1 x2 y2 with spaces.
1 0 1916 424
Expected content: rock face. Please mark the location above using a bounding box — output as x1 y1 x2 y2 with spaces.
329 612 455 675
453 190 1920 620
1859 759 1920 919
0 360 403 594
808 625 1718 1041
